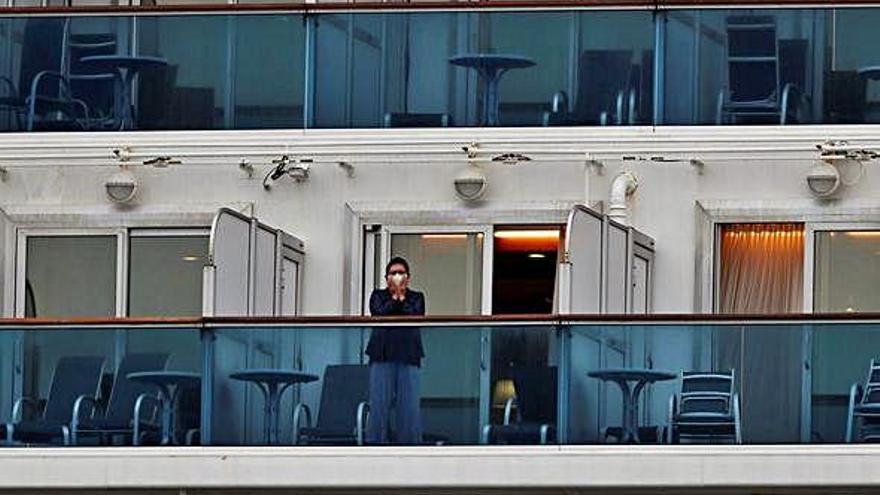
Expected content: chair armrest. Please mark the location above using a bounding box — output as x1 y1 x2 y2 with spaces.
133 393 160 446
846 383 863 443
503 397 518 425
12 396 40 422
292 402 312 446
71 395 102 446
615 89 625 125
627 88 637 125
185 428 200 445
667 393 677 444
550 90 568 113
72 395 102 422
28 70 67 100
356 401 370 446
539 423 555 445
716 87 727 125
732 393 742 444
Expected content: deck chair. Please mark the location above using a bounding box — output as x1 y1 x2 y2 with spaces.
2 356 105 445
69 353 169 445
845 359 880 443
482 366 557 445
292 364 370 445
0 18 117 131
715 16 803 125
667 370 741 444
543 50 634 126
65 29 119 130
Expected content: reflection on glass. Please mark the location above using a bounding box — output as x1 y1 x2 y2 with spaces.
26 236 117 317
9 8 880 128
390 233 483 316
128 235 208 316
3 321 880 446
664 9 820 125
815 230 880 313
313 11 654 128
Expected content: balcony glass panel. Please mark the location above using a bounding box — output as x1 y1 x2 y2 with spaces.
661 8 880 125
3 320 880 446
0 14 305 132
313 11 654 128
6 8 880 128
0 326 200 446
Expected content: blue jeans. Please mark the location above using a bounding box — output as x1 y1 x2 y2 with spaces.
367 362 422 445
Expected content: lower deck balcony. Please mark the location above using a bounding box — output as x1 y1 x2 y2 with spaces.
1 316 880 492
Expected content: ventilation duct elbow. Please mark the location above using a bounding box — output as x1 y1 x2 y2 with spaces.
608 171 638 225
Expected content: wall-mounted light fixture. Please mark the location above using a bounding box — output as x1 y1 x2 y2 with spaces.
105 166 138 204
454 142 487 202
106 146 138 204
806 161 841 198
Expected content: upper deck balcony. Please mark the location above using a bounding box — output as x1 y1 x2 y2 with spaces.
3 314 880 493
1 4 880 131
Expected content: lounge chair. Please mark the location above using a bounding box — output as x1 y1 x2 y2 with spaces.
846 359 880 443
292 364 370 445
482 366 557 445
2 355 105 445
667 370 742 444
70 353 169 445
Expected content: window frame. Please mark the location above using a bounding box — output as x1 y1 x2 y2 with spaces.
14 226 210 318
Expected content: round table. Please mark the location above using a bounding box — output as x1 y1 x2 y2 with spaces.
78 55 168 130
449 54 535 126
587 368 676 443
230 369 319 445
127 371 200 445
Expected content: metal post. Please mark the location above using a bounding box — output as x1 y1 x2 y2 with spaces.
653 10 666 126
199 327 215 445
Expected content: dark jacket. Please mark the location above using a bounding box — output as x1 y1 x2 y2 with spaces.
366 288 425 366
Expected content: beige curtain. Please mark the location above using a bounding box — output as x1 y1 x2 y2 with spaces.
719 223 804 314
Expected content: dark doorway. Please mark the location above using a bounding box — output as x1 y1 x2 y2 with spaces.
492 226 561 315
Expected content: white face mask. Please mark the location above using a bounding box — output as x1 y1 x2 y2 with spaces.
390 273 406 286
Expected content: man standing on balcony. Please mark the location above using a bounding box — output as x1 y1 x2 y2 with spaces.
366 256 425 445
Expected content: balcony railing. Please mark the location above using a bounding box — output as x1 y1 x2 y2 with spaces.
1 314 879 447
0 7 879 131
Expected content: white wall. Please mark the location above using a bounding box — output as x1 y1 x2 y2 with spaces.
3 126 880 317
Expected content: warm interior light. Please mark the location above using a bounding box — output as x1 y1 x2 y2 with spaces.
421 234 468 240
181 255 201 262
494 230 560 240
528 253 546 259
844 231 880 238
492 379 516 406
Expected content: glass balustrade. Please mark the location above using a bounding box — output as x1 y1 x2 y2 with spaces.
0 318 878 446
3 8 880 130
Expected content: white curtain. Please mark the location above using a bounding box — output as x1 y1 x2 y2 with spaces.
719 223 804 314
717 223 806 443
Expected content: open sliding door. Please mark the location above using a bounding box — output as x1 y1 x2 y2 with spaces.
363 224 491 445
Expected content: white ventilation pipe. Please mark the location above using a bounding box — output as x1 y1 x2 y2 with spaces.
608 171 638 225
